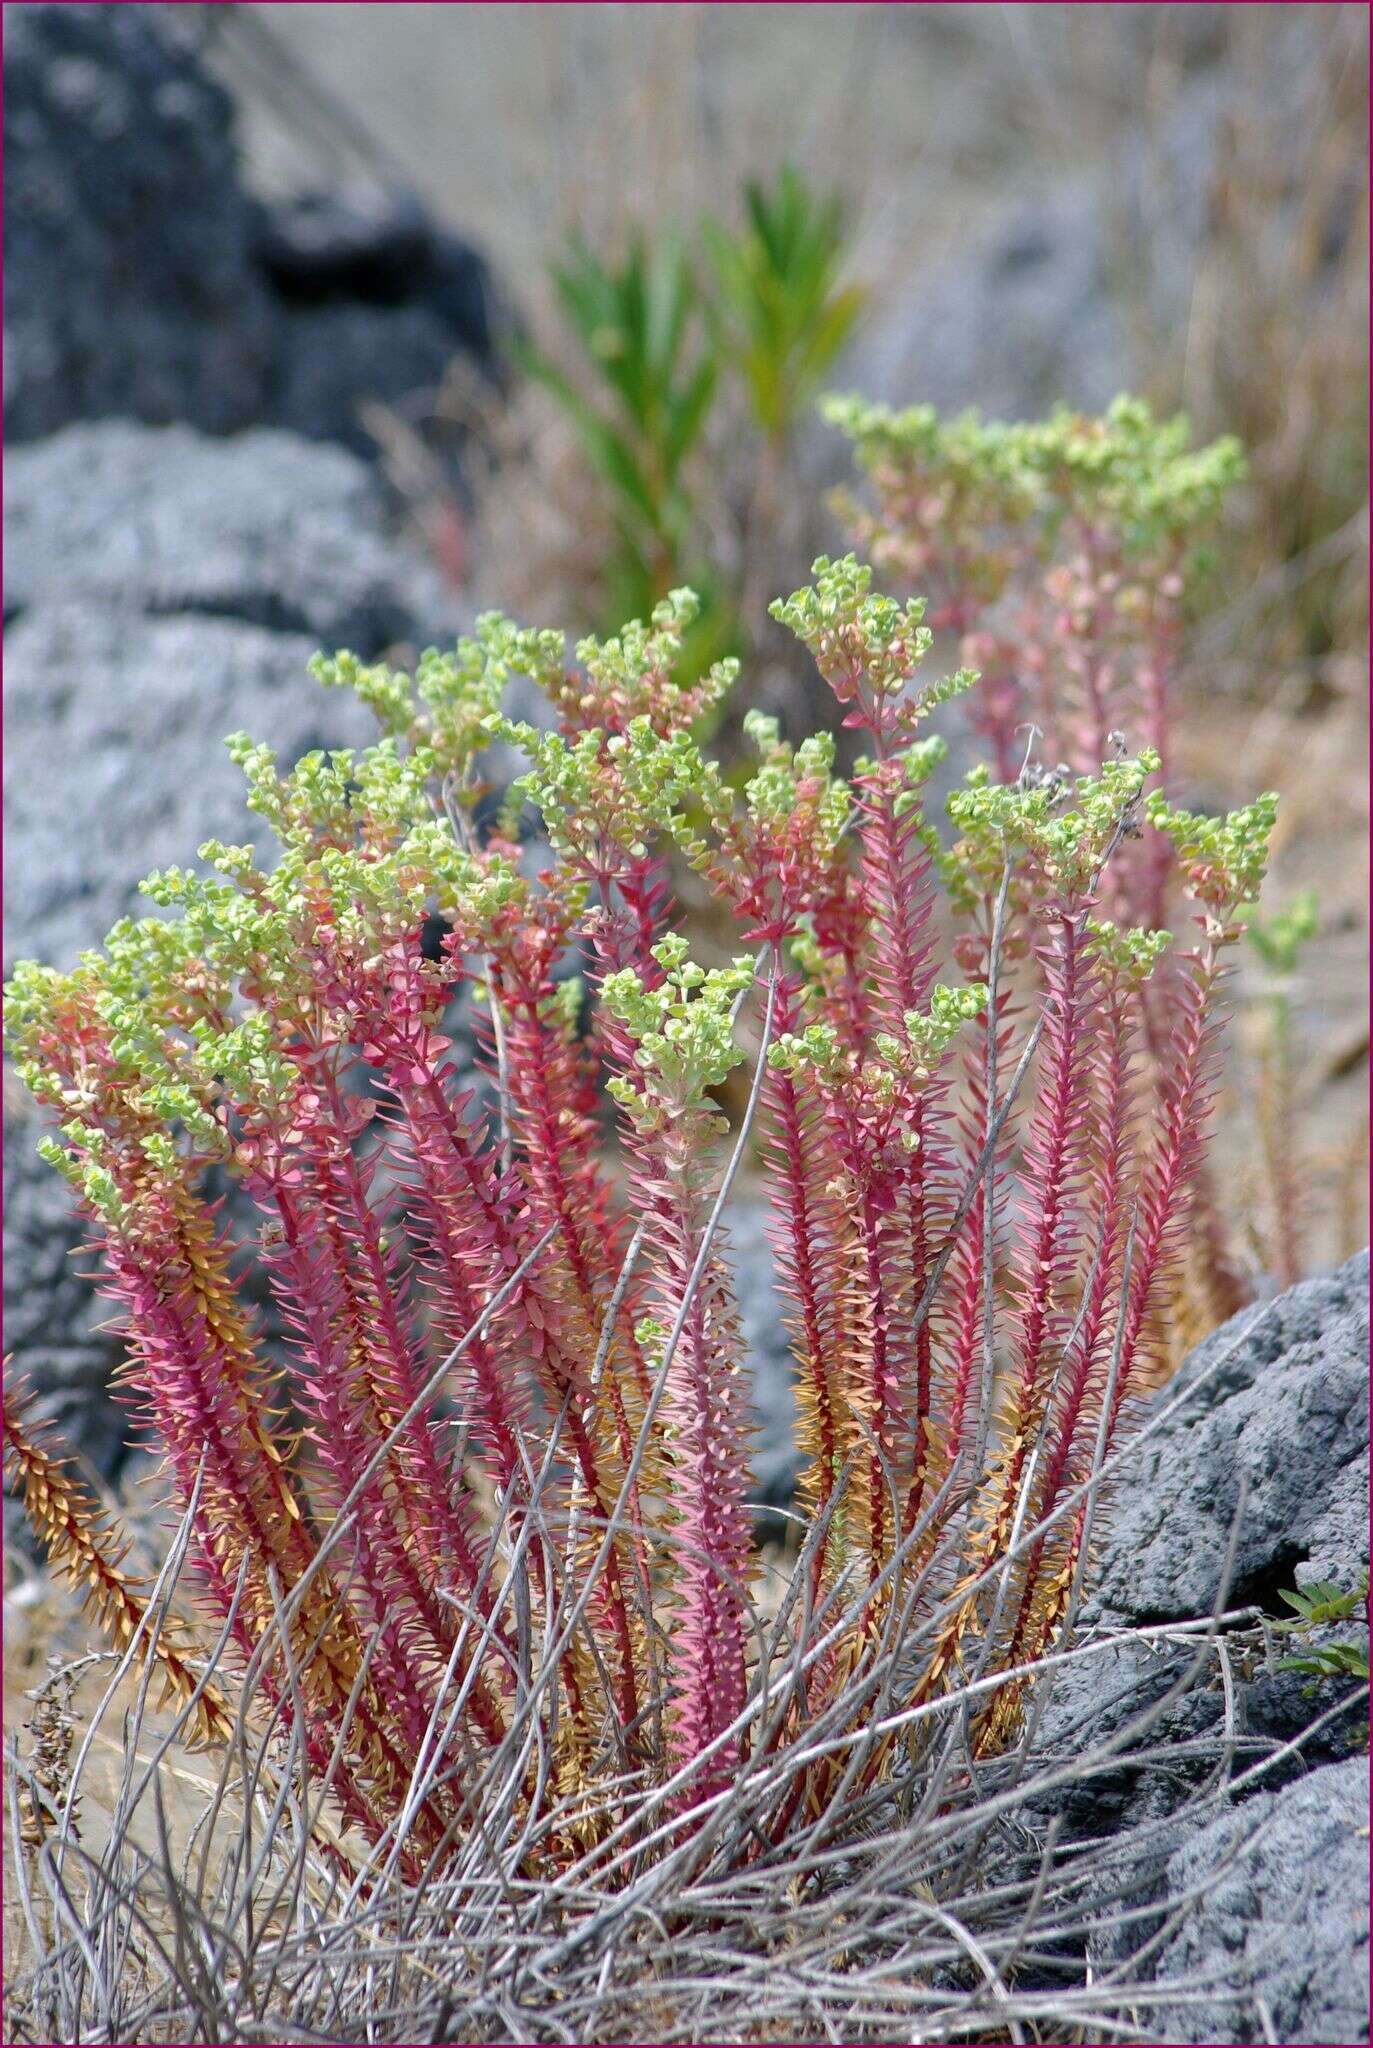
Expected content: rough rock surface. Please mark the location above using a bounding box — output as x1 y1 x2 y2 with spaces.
3 604 362 976
1017 1255 1370 2045
1030 1255 1369 1828
5 421 446 663
2 424 457 971
1086 1757 1371 2047
3 4 494 451
1144 1755 1369 2046
1091 1249 1370 1625
4 3 272 441
255 190 496 455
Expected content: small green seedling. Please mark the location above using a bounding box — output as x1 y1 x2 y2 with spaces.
1274 1575 1370 1685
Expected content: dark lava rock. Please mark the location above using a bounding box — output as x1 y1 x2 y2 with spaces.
2 1100 127 1497
3 4 495 452
4 2 276 442
250 187 500 458
255 186 495 366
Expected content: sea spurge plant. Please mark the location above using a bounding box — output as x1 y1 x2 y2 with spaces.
5 552 1275 1888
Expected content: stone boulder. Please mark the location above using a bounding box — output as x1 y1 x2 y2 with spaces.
1077 1755 1371 2046
2 423 459 970
1029 1254 1368 1828
1018 1254 1369 2044
1091 1250 1369 1626
253 187 496 456
4 420 445 661
1143 1755 1369 2045
4 2 273 442
3 4 495 453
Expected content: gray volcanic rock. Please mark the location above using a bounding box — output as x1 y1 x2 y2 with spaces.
1089 1757 1371 2047
1016 1255 1370 2044
1029 1254 1369 1838
2 602 364 975
1146 1755 1370 2046
1089 1250 1369 1625
5 422 445 655
0 424 469 972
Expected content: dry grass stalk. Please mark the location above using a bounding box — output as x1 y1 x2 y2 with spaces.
2 1393 234 1755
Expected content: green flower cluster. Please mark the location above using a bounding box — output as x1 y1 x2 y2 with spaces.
770 982 987 1091
1145 788 1280 912
603 936 753 1120
498 714 724 867
823 392 1036 516
770 554 974 717
1086 918 1174 984
574 589 738 728
740 713 850 852
944 749 1162 905
312 613 530 784
825 392 1245 560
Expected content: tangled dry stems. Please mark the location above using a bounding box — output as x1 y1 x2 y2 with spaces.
7 1276 1360 2047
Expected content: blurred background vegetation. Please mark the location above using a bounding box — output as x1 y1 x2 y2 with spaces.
206 2 1367 1279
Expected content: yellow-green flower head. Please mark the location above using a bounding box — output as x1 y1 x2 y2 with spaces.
1146 788 1278 917
603 942 753 1112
